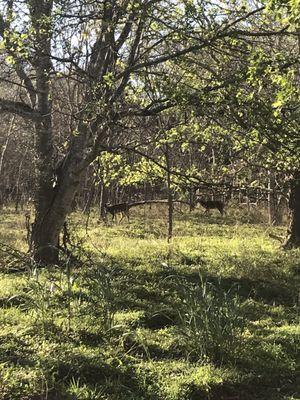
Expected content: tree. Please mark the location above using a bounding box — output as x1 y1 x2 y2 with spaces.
168 5 299 239
0 0 278 263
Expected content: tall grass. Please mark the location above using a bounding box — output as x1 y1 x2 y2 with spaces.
177 276 246 364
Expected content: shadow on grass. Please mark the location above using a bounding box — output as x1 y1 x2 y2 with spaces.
98 258 298 312
0 334 35 367
0 240 299 400
204 372 299 400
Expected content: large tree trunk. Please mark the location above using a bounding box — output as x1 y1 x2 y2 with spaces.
284 171 300 249
29 0 60 264
31 172 78 264
31 119 90 264
31 114 98 264
28 0 92 265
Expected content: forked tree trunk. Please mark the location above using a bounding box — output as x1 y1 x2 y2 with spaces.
31 164 82 264
31 121 86 264
29 0 60 264
284 171 300 249
31 116 96 264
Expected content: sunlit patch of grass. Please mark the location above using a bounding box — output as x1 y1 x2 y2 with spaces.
0 274 26 299
0 210 28 251
135 359 238 400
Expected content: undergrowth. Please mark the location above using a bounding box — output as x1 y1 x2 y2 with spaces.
0 207 299 400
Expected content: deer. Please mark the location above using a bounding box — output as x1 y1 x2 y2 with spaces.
197 198 225 215
104 202 131 222
104 200 149 222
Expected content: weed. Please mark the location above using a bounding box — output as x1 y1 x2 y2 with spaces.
81 264 118 334
67 377 106 399
176 275 246 364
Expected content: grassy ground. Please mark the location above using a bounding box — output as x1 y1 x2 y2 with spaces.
0 205 299 399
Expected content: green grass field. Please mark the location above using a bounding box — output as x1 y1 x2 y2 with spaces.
0 206 299 399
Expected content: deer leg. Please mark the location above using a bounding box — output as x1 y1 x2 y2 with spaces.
119 212 125 223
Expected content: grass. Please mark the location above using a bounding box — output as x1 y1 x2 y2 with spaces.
0 205 299 399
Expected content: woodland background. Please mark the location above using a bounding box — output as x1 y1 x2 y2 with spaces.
0 0 299 399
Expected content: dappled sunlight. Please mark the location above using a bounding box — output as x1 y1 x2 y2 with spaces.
0 212 299 399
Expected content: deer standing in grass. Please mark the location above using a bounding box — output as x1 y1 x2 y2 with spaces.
104 203 130 222
104 201 149 222
197 198 225 215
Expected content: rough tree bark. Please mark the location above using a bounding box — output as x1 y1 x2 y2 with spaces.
32 116 96 263
27 0 57 263
284 171 300 249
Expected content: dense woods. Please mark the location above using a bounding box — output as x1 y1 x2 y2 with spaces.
0 0 298 262
0 1 299 399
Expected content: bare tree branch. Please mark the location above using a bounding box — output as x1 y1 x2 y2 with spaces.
0 98 40 120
